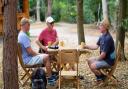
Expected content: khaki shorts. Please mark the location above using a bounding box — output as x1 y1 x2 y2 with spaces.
27 54 46 65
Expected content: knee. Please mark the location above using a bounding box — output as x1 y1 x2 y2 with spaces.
87 57 95 64
45 54 49 59
87 58 91 63
43 54 50 62
90 63 97 70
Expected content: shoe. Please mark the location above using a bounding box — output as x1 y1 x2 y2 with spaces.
52 71 59 76
48 75 56 81
47 80 55 86
51 74 59 81
47 76 56 86
100 74 107 81
96 75 102 81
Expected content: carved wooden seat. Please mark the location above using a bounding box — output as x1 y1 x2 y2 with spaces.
58 49 79 89
100 42 121 85
17 43 43 86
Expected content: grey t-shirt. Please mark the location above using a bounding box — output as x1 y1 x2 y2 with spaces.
18 31 32 64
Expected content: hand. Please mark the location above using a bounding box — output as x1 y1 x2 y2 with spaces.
84 45 88 49
43 46 48 52
80 42 85 49
78 45 84 49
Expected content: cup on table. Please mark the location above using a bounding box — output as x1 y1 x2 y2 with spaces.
80 42 85 49
48 41 52 47
59 41 64 47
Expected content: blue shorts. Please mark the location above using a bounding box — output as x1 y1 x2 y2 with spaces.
95 60 111 69
27 54 46 65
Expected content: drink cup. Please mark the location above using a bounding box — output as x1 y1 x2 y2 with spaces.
80 42 85 49
59 41 64 47
48 41 52 47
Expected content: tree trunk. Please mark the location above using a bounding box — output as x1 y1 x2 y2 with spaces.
116 0 127 61
98 2 102 22
36 0 41 22
94 11 98 22
76 0 85 44
102 0 109 19
46 0 52 17
3 0 19 89
0 0 3 14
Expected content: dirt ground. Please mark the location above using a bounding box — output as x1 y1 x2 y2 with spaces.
0 22 128 89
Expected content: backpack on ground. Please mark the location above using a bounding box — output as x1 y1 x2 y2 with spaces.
31 68 47 89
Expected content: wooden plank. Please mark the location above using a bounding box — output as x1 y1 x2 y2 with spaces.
60 71 77 76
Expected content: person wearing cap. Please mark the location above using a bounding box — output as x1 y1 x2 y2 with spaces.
18 17 57 84
83 18 115 83
36 16 59 52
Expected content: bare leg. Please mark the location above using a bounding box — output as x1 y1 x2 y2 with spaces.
90 63 102 76
87 57 96 70
43 54 52 77
87 57 102 76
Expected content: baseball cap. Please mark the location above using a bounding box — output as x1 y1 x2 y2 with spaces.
46 16 54 23
20 17 30 26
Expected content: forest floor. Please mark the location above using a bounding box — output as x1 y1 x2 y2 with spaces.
0 22 128 89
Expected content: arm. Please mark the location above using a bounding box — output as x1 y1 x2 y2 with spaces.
36 39 47 51
97 52 106 60
51 38 59 46
26 47 38 56
84 44 99 50
51 30 59 46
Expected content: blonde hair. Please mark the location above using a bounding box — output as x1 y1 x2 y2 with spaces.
20 17 30 26
100 17 110 29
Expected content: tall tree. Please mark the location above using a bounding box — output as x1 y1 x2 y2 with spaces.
0 0 3 14
116 0 127 60
47 0 52 17
36 0 41 22
102 0 109 19
76 0 85 44
3 0 19 89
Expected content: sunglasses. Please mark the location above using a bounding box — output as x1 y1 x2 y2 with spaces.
50 22 54 25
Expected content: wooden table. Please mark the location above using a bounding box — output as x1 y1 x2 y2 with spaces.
47 47 90 56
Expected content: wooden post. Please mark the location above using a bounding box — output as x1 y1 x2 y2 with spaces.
0 0 29 35
23 0 29 18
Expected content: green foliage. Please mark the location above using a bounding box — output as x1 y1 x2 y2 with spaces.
121 18 128 30
52 0 61 22
59 0 77 23
108 0 117 22
29 0 36 9
28 0 118 23
83 0 101 23
29 0 36 18
40 0 46 21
